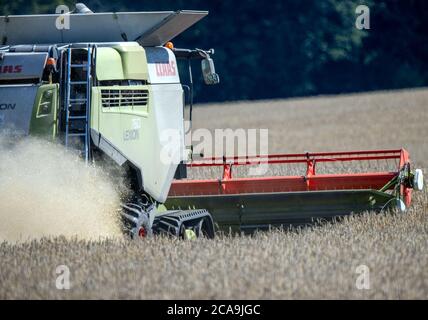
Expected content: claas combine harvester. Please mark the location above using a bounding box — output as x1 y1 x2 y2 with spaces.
0 4 424 238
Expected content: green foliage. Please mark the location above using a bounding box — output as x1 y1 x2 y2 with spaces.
0 0 74 15
1 0 426 103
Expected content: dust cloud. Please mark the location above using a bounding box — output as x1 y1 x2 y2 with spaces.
0 137 123 242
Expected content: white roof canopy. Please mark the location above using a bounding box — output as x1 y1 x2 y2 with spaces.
0 10 207 46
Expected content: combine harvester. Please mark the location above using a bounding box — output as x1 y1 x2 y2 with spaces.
0 4 423 238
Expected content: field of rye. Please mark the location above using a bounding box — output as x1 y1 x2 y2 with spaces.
0 88 427 299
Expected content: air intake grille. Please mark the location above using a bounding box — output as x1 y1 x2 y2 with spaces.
101 89 149 108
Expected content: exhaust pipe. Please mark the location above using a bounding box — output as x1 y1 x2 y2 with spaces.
74 3 93 14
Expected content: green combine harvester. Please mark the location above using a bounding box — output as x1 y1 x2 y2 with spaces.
0 4 424 239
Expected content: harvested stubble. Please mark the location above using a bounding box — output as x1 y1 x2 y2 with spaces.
0 88 427 299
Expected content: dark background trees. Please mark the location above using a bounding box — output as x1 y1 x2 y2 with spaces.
1 0 427 103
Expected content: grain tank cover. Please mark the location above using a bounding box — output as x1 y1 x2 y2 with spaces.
0 11 207 46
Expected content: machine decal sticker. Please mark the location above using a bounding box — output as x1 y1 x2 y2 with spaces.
132 118 141 130
0 65 23 74
146 47 180 84
124 129 139 141
0 103 16 110
155 60 176 77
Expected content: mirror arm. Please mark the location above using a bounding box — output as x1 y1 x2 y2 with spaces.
173 48 214 60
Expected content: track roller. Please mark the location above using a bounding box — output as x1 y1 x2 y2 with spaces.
153 209 215 239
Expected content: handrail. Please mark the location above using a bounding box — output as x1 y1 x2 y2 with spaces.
188 149 404 167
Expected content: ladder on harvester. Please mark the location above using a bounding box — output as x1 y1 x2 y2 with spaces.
64 45 93 163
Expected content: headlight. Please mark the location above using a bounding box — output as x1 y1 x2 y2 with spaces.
37 90 53 117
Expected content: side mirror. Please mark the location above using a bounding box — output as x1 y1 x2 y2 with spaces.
201 57 220 85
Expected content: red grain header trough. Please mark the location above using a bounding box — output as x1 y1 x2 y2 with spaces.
166 149 424 232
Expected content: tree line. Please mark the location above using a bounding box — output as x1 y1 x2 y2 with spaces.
1 0 427 103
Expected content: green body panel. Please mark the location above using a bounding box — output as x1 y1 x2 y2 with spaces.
29 84 59 138
165 189 396 232
113 45 149 80
91 82 185 202
89 44 186 202
96 48 125 80
96 45 148 81
91 84 150 133
0 42 183 203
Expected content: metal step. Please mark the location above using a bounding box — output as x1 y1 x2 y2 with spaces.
67 133 86 137
68 115 87 120
69 81 87 85
69 98 87 103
